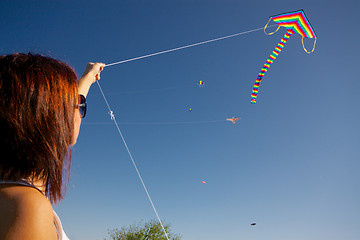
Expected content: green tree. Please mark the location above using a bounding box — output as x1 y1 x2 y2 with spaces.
106 219 182 240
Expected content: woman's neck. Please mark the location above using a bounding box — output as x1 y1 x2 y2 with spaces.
27 178 46 195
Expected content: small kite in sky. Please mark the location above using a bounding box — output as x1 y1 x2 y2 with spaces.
197 80 205 87
251 9 317 104
250 222 256 226
226 117 241 124
202 181 206 184
189 108 192 112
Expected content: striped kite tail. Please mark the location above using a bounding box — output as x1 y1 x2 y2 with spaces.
251 29 295 104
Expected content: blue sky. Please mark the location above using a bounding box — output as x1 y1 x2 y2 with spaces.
1 1 359 239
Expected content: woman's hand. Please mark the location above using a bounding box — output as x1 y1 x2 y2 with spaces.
78 62 105 97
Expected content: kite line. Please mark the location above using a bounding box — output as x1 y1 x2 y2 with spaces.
105 25 277 67
96 25 276 239
96 81 170 240
83 120 226 125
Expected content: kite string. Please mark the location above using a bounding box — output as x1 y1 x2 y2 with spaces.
105 25 277 67
82 119 225 125
95 81 170 240
96 25 276 238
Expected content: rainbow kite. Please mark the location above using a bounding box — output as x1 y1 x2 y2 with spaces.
251 9 317 104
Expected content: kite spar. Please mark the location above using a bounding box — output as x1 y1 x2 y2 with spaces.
251 9 317 104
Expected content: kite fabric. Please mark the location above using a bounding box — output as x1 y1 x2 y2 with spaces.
226 117 241 124
250 9 317 104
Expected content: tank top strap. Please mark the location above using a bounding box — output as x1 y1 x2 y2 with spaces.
0 179 44 195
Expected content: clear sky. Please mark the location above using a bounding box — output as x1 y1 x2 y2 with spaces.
1 0 359 239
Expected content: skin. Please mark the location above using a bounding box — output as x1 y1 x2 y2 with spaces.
0 62 104 240
73 62 105 145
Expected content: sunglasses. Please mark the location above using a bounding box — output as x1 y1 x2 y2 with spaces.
77 94 87 118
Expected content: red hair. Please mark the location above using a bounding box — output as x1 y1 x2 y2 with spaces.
0 53 78 203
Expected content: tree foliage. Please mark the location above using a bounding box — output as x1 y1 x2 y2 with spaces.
106 219 181 240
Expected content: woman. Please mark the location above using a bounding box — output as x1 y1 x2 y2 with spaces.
0 53 105 240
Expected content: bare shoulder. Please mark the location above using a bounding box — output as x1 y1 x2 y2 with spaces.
0 186 57 240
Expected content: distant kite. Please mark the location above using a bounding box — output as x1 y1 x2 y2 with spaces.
251 9 317 104
251 222 256 226
202 181 206 184
197 80 205 87
226 117 241 124
189 108 192 112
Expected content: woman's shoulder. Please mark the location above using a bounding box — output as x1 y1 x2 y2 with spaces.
0 186 57 240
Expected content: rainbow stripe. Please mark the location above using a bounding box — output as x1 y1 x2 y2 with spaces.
251 29 295 104
250 10 316 104
272 10 316 39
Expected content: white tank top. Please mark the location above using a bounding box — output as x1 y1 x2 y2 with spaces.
0 180 70 240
